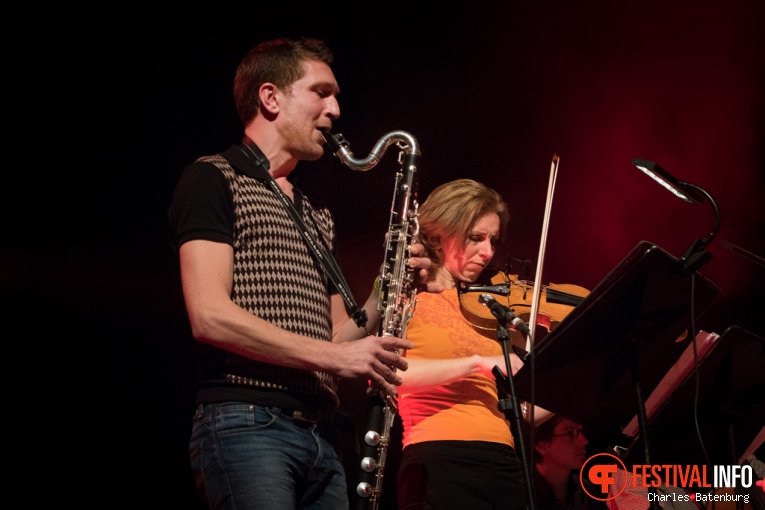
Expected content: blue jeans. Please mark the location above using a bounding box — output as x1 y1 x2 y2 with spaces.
190 402 349 510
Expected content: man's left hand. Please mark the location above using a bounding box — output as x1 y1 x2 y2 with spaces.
409 242 443 293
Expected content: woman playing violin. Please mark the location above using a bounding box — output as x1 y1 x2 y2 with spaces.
396 179 528 510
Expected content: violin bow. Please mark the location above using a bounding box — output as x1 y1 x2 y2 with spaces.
527 154 560 352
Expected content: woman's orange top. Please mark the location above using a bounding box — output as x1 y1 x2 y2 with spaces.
398 289 514 449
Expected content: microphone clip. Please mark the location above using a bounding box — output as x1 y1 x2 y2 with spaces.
478 293 516 323
478 293 530 338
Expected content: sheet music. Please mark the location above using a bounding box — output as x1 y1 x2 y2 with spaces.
622 330 721 438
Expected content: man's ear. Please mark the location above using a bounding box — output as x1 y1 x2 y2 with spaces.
259 83 279 114
535 441 550 457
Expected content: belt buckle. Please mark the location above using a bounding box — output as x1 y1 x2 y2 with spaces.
292 409 318 424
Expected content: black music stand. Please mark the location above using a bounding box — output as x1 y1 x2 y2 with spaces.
513 241 722 461
621 325 765 468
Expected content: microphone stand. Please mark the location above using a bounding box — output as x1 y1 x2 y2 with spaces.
489 304 536 510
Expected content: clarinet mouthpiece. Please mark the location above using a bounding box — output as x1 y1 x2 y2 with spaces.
321 129 346 152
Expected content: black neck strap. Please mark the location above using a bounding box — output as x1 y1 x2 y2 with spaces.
238 140 368 329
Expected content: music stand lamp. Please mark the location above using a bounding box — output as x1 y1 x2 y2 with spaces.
632 158 721 274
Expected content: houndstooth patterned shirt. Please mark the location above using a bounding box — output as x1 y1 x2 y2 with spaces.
169 143 341 408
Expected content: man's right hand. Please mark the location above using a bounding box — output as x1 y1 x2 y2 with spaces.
330 334 412 397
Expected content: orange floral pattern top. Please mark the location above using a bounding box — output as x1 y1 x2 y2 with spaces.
398 289 515 449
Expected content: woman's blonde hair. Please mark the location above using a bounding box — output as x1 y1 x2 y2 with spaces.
417 179 509 279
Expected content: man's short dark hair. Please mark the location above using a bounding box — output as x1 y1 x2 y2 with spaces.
233 37 334 126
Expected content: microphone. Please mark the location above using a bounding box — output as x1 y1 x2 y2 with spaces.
478 294 530 336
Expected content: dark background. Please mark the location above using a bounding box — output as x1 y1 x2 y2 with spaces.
8 2 763 507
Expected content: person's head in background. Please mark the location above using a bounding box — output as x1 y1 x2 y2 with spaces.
534 415 589 482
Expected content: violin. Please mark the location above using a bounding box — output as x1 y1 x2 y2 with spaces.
458 270 590 349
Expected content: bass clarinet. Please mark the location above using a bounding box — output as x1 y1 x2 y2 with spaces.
322 129 421 510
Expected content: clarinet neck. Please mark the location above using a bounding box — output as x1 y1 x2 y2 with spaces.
322 129 421 172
